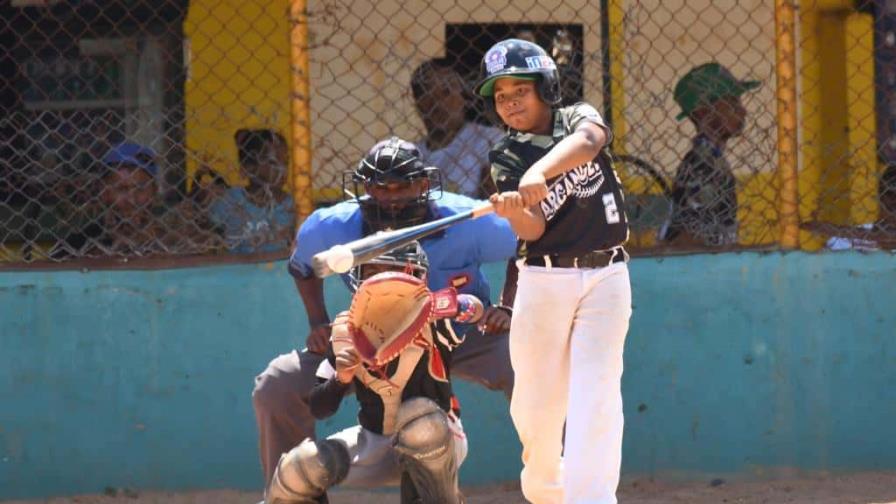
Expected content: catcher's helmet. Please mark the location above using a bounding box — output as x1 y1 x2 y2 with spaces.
345 137 441 231
349 241 429 292
474 39 561 106
354 137 430 185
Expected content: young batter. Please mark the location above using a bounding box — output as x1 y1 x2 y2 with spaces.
476 39 633 504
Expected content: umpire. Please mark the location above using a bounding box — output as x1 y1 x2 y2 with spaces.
251 137 518 487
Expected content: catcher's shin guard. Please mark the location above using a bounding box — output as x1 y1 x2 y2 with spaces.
392 397 462 504
266 438 349 504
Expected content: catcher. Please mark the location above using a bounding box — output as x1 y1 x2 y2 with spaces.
265 242 480 504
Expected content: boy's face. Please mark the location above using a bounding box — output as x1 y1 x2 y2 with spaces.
693 94 747 140
246 137 288 186
101 166 155 220
493 78 552 133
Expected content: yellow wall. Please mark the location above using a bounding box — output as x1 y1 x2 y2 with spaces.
845 12 880 226
183 0 292 187
797 1 880 250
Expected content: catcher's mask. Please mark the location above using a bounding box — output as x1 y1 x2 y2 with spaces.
344 137 442 231
348 241 429 292
341 242 432 368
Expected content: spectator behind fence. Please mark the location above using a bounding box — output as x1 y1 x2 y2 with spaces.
411 59 503 198
52 142 161 257
51 141 219 259
659 62 761 247
208 130 294 254
802 164 896 251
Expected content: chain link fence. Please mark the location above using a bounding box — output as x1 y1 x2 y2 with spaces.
796 0 896 252
2 0 895 265
1 0 295 264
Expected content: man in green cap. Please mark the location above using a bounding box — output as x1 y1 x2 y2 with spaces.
659 62 760 247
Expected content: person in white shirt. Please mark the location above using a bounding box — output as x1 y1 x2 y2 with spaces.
411 59 504 198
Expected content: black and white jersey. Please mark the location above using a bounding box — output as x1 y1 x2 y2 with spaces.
310 318 463 435
490 102 629 257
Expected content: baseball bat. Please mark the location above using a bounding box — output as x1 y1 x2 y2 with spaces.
312 202 495 278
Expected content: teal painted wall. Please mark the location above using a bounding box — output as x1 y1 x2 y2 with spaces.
1 252 894 499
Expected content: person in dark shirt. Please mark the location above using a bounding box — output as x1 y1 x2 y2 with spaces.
264 242 479 504
659 62 761 247
475 39 632 504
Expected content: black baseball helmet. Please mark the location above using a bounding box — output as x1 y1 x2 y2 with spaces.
344 137 441 231
474 39 562 106
348 241 429 292
354 137 428 184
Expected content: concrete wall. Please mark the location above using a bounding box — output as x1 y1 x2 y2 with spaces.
1 251 895 499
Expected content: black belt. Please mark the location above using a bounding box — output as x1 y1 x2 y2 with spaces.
523 246 628 269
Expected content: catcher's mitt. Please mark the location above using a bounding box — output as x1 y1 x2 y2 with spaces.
347 271 434 367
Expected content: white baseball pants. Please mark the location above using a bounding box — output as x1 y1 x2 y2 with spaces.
509 261 632 504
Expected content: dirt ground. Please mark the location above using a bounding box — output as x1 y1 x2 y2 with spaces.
5 471 896 504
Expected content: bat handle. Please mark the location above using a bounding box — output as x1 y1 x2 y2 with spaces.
471 202 495 219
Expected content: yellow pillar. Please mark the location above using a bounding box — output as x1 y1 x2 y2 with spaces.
796 1 879 249
845 12 880 225
607 0 628 156
775 0 800 249
290 0 314 226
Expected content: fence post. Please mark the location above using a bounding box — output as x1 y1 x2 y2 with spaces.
605 0 628 156
775 0 800 249
290 0 314 227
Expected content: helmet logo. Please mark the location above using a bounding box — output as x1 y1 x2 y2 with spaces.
525 56 556 70
485 46 508 74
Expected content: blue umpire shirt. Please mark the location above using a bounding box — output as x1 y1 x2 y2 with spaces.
288 192 517 306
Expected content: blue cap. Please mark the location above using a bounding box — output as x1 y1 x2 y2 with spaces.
103 142 159 177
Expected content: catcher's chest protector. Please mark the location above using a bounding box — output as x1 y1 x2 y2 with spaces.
332 326 436 435
340 272 450 435
357 330 429 435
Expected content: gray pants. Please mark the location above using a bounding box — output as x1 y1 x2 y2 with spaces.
252 326 513 484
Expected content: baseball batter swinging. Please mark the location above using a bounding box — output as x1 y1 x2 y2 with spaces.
477 39 633 504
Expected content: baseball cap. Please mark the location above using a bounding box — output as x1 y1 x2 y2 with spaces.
674 62 760 120
102 142 159 177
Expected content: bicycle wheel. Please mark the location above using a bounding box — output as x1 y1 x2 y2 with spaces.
613 154 674 249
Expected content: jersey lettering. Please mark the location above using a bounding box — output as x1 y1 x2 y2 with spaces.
602 193 620 224
539 161 605 221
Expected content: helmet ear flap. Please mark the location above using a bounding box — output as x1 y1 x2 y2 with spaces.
538 73 562 105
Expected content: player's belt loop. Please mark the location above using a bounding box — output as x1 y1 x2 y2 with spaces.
614 246 630 263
